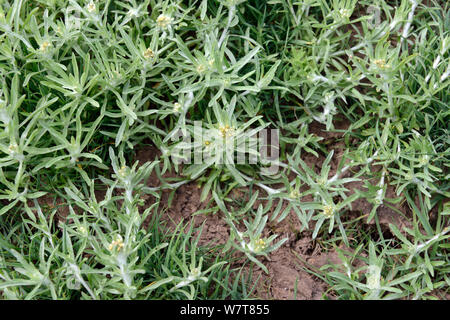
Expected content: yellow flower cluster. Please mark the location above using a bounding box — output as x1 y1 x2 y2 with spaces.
322 205 334 218
219 125 235 138
87 1 96 13
156 15 172 28
173 102 182 112
144 48 154 59
109 237 124 252
253 238 267 252
372 59 390 70
39 41 51 52
289 189 300 199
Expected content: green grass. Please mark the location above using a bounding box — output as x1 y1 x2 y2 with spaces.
0 0 449 300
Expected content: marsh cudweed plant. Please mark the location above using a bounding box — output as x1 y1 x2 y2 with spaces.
0 0 448 300
169 125 280 174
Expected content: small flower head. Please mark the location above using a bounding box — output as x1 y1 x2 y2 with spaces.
289 189 300 199
196 63 206 74
245 238 268 254
190 267 201 277
143 48 154 59
156 14 172 28
255 239 267 251
108 235 124 252
219 125 235 138
78 226 88 236
173 102 182 113
322 204 335 218
39 41 51 52
316 177 327 186
372 58 390 70
87 1 96 13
